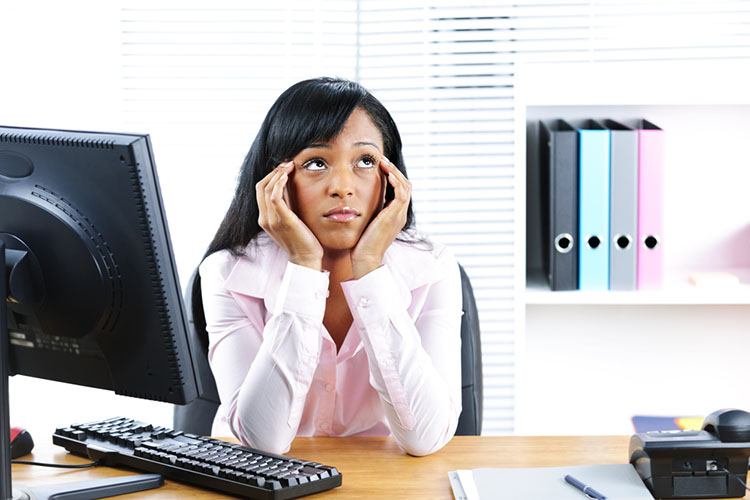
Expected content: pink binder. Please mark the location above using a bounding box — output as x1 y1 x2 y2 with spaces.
636 120 664 289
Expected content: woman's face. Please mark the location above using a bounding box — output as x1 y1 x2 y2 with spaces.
288 108 386 253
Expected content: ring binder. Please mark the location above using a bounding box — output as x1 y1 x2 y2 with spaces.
633 119 664 290
539 120 579 291
605 119 638 291
576 119 609 291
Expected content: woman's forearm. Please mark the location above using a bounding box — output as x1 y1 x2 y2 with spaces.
341 260 463 456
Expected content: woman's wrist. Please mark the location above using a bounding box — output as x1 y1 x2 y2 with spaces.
289 253 323 271
351 258 382 280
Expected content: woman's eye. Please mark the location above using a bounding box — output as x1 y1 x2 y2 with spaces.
303 159 327 171
355 156 376 169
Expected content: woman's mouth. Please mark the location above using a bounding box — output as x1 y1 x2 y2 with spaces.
324 206 361 222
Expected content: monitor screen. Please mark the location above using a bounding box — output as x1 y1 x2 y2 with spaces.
0 125 201 405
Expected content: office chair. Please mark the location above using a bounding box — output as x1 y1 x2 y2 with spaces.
173 268 221 436
454 264 483 436
174 263 483 436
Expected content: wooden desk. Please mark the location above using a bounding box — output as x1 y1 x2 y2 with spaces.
11 436 749 499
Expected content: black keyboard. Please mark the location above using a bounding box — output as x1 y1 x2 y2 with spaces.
52 417 342 499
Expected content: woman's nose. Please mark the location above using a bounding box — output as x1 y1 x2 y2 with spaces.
327 166 354 198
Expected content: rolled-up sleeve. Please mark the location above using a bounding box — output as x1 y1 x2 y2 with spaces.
201 256 328 454
340 250 463 456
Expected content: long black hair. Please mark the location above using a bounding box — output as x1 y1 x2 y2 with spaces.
192 77 415 351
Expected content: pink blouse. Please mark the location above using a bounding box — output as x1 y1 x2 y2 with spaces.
199 233 462 456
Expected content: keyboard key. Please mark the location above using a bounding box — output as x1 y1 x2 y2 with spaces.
267 480 282 490
71 430 87 441
282 477 298 487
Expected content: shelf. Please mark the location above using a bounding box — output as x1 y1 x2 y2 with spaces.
525 268 750 305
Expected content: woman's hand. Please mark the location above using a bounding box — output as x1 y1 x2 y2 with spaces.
351 157 411 279
256 161 324 270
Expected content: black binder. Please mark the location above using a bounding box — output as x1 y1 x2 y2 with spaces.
539 119 578 291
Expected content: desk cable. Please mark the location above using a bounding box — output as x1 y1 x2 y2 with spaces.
11 459 101 469
709 461 750 494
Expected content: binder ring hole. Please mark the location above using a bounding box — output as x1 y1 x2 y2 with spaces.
587 235 601 249
554 233 573 254
615 234 632 250
644 235 659 250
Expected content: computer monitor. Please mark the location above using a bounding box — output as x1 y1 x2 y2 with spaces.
0 125 202 499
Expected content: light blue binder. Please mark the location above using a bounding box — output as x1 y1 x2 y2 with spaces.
576 120 610 290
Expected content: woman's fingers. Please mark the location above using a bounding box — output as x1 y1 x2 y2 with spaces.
378 157 411 225
351 158 411 278
361 158 411 241
381 158 410 195
257 161 294 229
255 161 323 269
269 162 294 212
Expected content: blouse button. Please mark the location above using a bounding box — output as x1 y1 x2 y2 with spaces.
319 422 329 431
358 297 369 308
325 383 334 393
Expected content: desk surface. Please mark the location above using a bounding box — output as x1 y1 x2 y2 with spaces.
12 435 748 499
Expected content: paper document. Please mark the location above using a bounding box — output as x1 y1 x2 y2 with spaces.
449 463 653 500
448 470 469 500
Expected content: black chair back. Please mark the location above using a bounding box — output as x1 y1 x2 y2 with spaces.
173 270 219 435
455 264 483 435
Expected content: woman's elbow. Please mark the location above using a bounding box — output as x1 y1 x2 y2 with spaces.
230 414 293 455
398 433 453 457
237 429 292 455
394 420 458 457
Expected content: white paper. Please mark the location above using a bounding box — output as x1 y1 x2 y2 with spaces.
449 469 482 500
470 464 653 500
448 470 469 500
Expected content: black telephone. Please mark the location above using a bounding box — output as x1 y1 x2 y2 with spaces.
629 409 750 499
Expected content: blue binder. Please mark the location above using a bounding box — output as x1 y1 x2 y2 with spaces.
576 120 610 290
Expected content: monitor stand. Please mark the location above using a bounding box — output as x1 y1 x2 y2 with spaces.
1 240 164 500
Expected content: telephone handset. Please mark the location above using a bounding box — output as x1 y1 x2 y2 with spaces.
702 409 750 443
629 408 750 499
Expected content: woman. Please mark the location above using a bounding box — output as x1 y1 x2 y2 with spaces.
199 77 462 456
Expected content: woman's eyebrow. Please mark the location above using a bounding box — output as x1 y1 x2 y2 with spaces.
353 141 381 151
304 141 381 151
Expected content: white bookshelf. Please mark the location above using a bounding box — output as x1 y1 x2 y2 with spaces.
513 61 750 436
